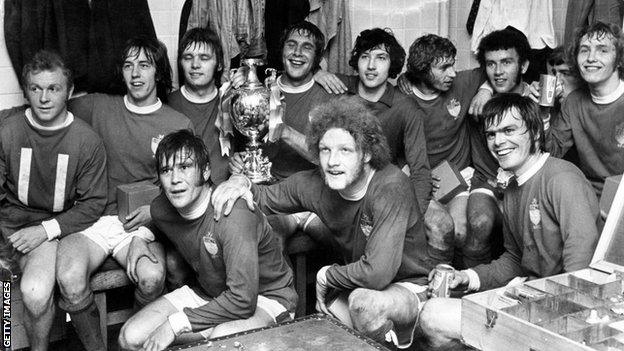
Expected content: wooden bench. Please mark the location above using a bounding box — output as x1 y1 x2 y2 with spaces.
90 257 134 349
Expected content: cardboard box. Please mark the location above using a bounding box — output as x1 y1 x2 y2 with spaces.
117 181 160 222
461 178 624 350
432 160 468 204
600 175 622 219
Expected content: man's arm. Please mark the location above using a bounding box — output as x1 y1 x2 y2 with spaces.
67 94 96 125
324 182 410 291
174 209 260 332
470 218 525 291
400 102 432 214
277 124 318 164
543 99 574 158
551 171 600 271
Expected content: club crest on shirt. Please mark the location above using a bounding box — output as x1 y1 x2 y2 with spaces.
360 213 373 239
203 232 219 256
151 134 165 155
446 98 461 119
614 122 624 148
529 198 541 228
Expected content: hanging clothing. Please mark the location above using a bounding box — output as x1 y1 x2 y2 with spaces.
466 0 481 35
4 0 157 94
564 0 624 46
305 0 353 75
88 0 157 94
470 0 557 52
4 0 91 91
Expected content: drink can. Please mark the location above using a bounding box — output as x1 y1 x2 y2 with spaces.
430 264 454 298
538 74 557 107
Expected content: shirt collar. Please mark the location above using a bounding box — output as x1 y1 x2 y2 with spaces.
179 187 212 220
516 153 550 186
377 83 395 107
180 85 218 104
124 95 162 114
25 108 74 130
591 79 624 104
338 170 376 201
411 85 440 101
277 76 315 94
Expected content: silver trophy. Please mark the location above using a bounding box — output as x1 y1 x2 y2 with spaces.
229 58 276 183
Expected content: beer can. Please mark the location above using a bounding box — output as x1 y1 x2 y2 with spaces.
538 74 557 107
430 264 454 298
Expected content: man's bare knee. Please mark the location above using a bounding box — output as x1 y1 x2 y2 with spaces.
425 207 454 248
118 320 145 350
20 279 53 317
136 259 165 296
56 265 91 305
418 298 461 347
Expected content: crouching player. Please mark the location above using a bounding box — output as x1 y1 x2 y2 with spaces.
417 95 600 349
213 97 437 349
118 130 297 350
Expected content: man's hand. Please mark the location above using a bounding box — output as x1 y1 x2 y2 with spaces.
528 81 540 104
229 67 249 89
468 88 493 117
123 205 151 233
315 266 331 315
141 320 175 351
314 70 347 94
211 175 254 220
396 74 413 95
427 268 470 296
126 237 158 284
9 225 47 254
431 174 441 196
228 152 246 175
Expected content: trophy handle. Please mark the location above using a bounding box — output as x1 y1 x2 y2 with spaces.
264 68 277 86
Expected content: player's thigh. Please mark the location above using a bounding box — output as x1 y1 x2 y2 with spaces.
56 233 108 282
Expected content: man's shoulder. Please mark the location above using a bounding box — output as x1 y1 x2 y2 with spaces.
540 156 586 182
370 165 412 192
158 103 192 122
67 117 104 144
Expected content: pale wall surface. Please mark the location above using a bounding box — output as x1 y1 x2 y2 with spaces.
0 0 569 108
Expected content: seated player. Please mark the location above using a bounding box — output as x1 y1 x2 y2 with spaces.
401 34 488 265
118 130 296 351
213 96 440 349
417 94 601 349
0 50 107 351
533 22 624 198
465 27 533 268
56 37 193 351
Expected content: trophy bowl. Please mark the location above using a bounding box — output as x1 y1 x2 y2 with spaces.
229 58 275 183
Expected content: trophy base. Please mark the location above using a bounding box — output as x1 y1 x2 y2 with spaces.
242 149 274 184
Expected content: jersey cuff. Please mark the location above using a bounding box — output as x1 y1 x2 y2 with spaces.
168 311 192 336
479 81 494 94
465 269 481 292
41 219 61 240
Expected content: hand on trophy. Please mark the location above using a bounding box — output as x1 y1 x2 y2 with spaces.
228 151 247 175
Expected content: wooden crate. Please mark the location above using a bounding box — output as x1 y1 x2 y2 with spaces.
461 177 624 351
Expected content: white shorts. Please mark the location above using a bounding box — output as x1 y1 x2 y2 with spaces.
79 215 155 256
164 285 293 337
